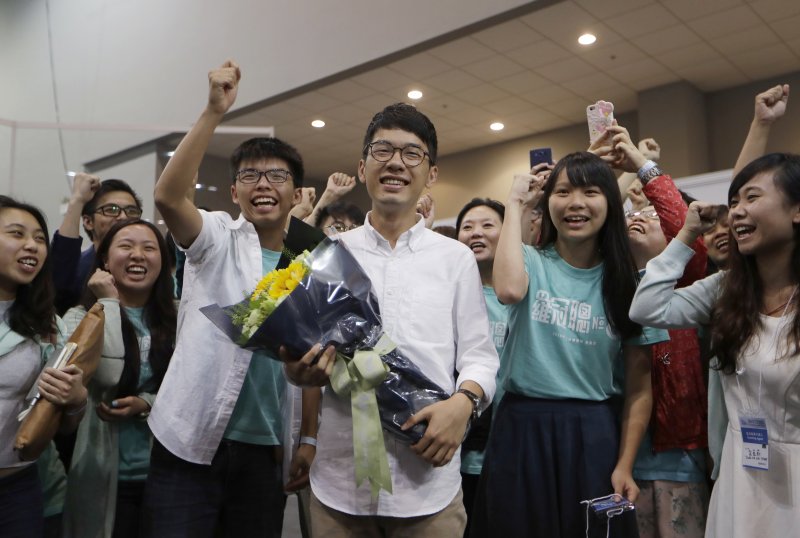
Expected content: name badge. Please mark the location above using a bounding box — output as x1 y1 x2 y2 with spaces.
739 415 769 471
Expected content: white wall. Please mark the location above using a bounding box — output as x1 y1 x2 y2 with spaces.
0 0 537 234
676 169 734 205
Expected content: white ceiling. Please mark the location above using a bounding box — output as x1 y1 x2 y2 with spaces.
206 0 800 183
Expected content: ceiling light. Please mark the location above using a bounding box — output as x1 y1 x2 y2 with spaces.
407 90 423 100
195 183 204 190
578 33 597 45
311 119 326 128
490 122 505 131
208 185 218 192
66 171 76 177
166 151 176 157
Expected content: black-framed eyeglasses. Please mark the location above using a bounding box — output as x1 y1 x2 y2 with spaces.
625 209 659 220
236 168 292 184
364 141 431 167
94 203 143 218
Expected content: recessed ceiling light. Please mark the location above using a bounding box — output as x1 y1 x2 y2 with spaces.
66 171 77 177
166 151 176 157
208 185 218 192
195 183 204 190
490 122 505 131
311 119 326 128
578 33 597 45
407 90 423 100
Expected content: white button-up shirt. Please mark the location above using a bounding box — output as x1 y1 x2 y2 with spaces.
310 214 499 517
149 210 263 464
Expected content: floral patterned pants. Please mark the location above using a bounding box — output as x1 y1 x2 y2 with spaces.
635 480 709 538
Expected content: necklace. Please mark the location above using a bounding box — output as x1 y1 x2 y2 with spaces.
763 285 799 317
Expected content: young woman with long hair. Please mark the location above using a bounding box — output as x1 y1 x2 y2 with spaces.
471 152 667 537
0 196 87 538
62 219 176 538
631 153 800 537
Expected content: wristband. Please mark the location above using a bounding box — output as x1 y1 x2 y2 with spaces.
299 436 317 447
65 399 88 416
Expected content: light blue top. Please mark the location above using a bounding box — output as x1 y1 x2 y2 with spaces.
117 306 154 481
462 286 510 475
501 245 668 400
223 248 285 446
633 431 707 482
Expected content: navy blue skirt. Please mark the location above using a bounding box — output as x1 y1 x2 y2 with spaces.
469 394 639 538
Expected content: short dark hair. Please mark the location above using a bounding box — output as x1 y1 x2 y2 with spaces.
314 201 365 229
456 198 505 232
81 179 143 240
230 137 304 188
0 196 56 338
362 103 437 165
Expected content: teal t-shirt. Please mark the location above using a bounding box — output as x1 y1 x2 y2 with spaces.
118 306 154 481
462 286 509 476
223 248 286 446
501 245 668 400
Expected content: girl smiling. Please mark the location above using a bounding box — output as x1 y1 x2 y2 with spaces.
472 152 666 537
630 153 800 537
62 219 176 538
0 196 86 537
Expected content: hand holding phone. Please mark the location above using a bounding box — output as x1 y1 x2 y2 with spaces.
587 100 614 143
529 148 553 168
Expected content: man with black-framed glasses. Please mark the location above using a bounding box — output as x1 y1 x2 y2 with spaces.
52 176 143 315
284 103 499 537
143 60 320 538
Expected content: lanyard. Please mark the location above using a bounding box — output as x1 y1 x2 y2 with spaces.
736 285 797 413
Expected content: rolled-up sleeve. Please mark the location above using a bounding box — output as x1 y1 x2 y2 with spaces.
452 254 499 409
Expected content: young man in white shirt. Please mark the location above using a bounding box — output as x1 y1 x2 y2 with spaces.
144 60 319 538
286 103 499 536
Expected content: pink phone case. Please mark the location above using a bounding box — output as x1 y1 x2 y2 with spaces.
587 100 614 143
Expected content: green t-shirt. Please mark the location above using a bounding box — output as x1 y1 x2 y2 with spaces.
223 248 286 446
501 245 668 400
118 306 154 481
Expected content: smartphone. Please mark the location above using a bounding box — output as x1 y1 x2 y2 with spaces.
587 100 614 143
529 148 553 168
587 494 634 518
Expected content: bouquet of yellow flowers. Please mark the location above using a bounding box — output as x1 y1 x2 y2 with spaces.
231 252 310 342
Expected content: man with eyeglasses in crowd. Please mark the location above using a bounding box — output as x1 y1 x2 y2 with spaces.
52 175 143 314
285 103 499 536
143 60 320 538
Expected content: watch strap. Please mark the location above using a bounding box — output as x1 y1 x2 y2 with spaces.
456 388 481 421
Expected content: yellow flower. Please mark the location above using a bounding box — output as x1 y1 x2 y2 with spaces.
284 277 300 293
234 251 312 341
252 272 277 300
287 260 307 281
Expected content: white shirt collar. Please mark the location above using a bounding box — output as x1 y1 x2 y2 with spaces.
362 211 426 253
